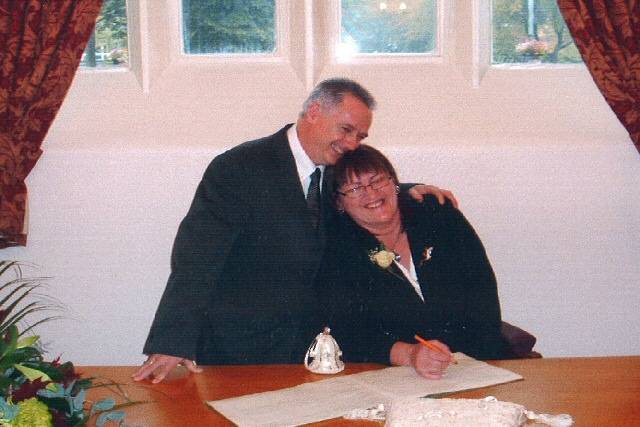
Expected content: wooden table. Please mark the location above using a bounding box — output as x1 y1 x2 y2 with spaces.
81 356 639 426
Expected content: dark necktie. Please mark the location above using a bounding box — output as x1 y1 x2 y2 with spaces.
306 168 322 229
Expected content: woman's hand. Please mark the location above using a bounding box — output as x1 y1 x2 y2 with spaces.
132 353 202 384
390 340 453 379
409 340 453 379
408 185 459 209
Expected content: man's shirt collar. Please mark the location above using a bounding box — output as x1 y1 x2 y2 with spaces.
288 125 325 193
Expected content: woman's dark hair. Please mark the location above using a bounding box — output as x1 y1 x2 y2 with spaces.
331 145 399 204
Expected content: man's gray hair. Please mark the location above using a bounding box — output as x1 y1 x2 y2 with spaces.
301 78 377 115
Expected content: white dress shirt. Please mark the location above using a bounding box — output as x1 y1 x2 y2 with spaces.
287 125 325 197
394 255 425 301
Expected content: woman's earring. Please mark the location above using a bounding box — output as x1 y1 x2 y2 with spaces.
395 185 400 194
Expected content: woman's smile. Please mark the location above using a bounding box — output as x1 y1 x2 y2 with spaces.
363 198 384 209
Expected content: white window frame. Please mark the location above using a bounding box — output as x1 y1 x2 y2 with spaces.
75 0 592 90
60 0 615 151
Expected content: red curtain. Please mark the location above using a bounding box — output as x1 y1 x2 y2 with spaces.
557 0 640 154
0 0 103 248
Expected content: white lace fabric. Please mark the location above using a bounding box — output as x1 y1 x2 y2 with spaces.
346 396 574 427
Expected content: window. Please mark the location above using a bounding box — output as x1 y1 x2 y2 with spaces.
182 0 276 54
340 0 438 56
62 1 615 156
81 0 129 69
492 0 581 64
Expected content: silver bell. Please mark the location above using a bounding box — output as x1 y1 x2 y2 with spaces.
304 327 345 374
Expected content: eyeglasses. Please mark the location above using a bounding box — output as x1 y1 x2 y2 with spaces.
336 175 393 198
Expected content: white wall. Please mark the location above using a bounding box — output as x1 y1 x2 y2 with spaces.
2 1 639 364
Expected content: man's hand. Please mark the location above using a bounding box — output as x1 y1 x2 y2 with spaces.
408 185 459 209
132 353 202 384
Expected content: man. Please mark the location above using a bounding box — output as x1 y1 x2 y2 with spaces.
133 78 456 383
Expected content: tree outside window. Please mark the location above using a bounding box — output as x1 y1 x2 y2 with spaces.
340 0 437 55
81 0 128 68
182 0 276 54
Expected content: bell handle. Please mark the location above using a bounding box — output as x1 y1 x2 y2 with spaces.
304 340 317 369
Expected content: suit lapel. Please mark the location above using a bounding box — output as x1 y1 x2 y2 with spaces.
347 223 424 304
268 125 327 248
269 124 307 203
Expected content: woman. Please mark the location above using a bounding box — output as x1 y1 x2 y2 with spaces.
316 145 508 379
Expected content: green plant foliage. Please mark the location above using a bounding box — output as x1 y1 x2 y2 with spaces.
0 261 144 427
96 0 128 41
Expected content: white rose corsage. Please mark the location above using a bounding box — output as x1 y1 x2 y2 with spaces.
369 248 396 269
368 246 406 281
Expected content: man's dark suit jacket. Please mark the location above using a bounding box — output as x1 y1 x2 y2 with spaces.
144 125 328 364
317 196 509 363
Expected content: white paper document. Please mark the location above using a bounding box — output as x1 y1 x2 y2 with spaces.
207 354 522 427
